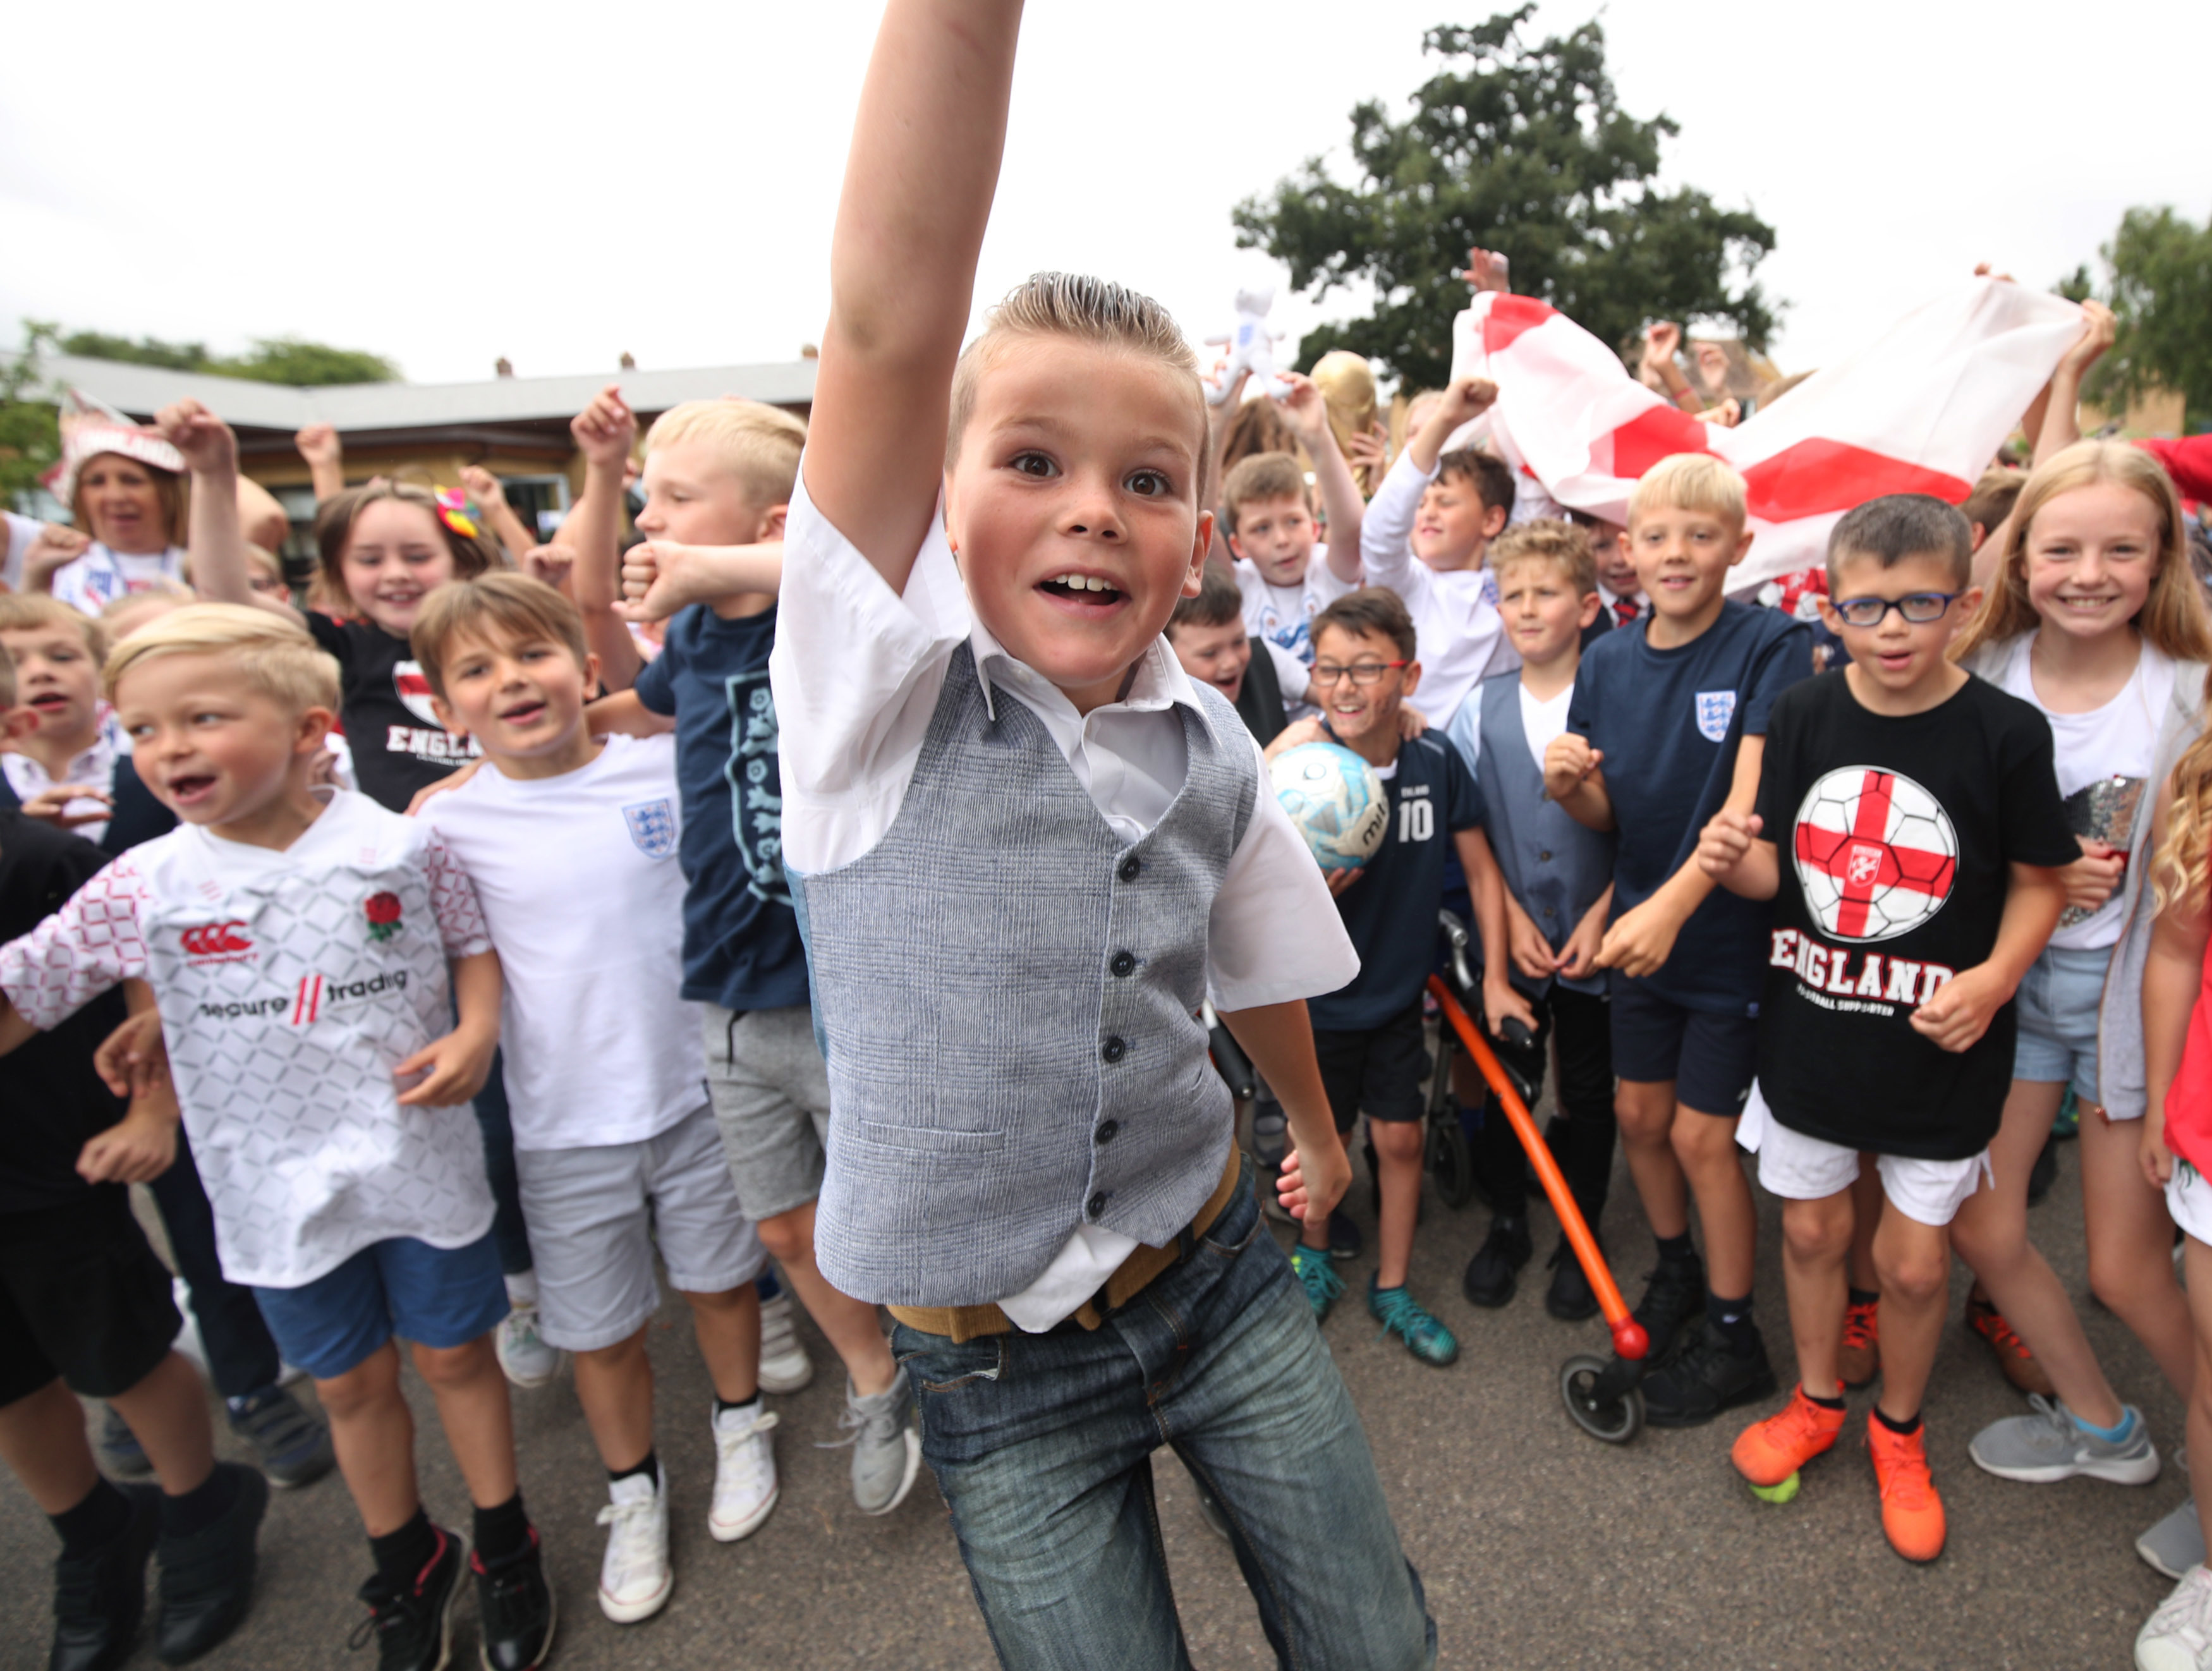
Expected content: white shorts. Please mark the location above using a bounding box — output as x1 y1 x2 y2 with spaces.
516 1102 766 1352
1737 1085 1992 1229
2166 1158 2212 1246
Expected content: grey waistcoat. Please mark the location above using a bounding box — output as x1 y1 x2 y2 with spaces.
798 645 1258 1308
1477 672 1617 996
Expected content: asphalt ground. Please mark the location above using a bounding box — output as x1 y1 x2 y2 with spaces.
1 1100 2184 1671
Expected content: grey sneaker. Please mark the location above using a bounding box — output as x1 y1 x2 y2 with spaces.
757 1292 815 1395
228 1386 336 1488
838 1381 921 1517
1969 1394 2160 1485
2137 1564 2212 1671
2142 1502 2209 1581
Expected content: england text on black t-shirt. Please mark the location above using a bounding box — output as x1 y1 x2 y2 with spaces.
1308 731 1485 1033
307 612 481 813
633 602 810 1012
1568 600 1812 1014
0 811 129 1212
1753 672 2079 1159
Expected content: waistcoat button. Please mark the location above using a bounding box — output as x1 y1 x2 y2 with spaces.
1118 856 1142 883
1095 1121 1119 1144
1110 951 1136 978
1101 1036 1126 1064
1538 850 1552 862
1087 1191 1107 1217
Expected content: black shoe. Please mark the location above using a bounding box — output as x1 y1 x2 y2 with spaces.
2027 1133 2058 1206
1641 1320 1778 1430
97 1406 155 1482
1461 1217 1533 1308
51 1487 159 1671
154 1462 267 1664
228 1387 336 1489
1631 1252 1708 1366
351 1526 464 1671
1544 1233 1600 1323
473 1528 556 1671
1326 1209 1364 1261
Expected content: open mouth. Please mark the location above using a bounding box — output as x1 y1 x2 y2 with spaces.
497 700 547 726
1038 573 1124 607
28 693 70 713
165 773 217 805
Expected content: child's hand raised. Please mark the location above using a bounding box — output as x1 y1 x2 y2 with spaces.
1910 966 2008 1054
294 423 342 468
571 384 638 469
1543 734 1601 803
519 544 575 589
1432 375 1498 429
1698 810 1762 880
21 522 88 584
2061 300 2117 380
155 399 236 476
1641 321 1682 377
1272 372 1331 443
1461 247 1511 295
458 465 511 515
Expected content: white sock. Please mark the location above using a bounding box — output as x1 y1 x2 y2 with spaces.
505 1270 538 1308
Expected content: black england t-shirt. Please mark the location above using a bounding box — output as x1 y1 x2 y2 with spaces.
308 614 482 813
1753 671 2079 1158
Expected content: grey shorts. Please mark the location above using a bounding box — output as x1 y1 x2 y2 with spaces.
515 1102 765 1353
703 1003 834 1223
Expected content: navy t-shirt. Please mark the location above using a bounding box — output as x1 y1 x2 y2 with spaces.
633 603 810 1012
1569 600 1813 1014
1308 731 1485 1033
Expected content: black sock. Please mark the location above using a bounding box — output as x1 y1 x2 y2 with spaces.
1875 1406 1922 1436
159 1464 239 1540
50 1477 133 1559
714 1391 760 1419
1655 1230 1696 1268
1847 1286 1881 1310
1706 1290 1756 1352
473 1492 530 1567
609 1450 659 1487
1803 1387 1846 1412
370 1509 441 1592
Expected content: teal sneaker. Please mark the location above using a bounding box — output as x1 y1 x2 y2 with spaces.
1291 1244 1344 1320
1368 1279 1459 1366
2053 1087 2079 1139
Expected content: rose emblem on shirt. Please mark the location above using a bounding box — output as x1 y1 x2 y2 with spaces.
364 891 404 943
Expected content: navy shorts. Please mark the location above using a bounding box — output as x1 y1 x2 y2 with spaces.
253 1230 507 1382
1313 1002 1430 1131
1609 980 1758 1117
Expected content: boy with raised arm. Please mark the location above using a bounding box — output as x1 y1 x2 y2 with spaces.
1222 370 1365 674
772 3 1433 1663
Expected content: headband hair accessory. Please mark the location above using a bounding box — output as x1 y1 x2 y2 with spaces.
43 389 187 506
434 489 481 540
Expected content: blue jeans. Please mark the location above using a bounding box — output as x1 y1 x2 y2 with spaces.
892 1161 1435 1671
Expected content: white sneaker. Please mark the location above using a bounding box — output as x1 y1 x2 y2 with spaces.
494 1304 563 1389
709 1404 780 1541
595 1467 672 1624
758 1293 815 1395
2139 1564 2212 1670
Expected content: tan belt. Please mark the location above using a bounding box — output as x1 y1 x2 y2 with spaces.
889 1144 1246 1345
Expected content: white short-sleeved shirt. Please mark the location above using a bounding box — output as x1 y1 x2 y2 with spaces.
1998 634 2177 951
1 714 124 846
418 733 707 1151
770 470 1358 1330
1359 452 1519 726
45 544 187 616
0 790 496 1287
1234 549 1355 668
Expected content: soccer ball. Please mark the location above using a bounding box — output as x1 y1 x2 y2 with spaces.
1791 766 1958 943
1270 742 1389 872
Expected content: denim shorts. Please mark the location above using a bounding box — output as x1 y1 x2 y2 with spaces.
253 1230 507 1382
2012 942 2111 1105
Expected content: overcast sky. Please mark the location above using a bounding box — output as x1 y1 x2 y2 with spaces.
3 0 2204 392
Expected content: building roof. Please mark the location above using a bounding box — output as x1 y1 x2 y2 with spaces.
10 353 817 440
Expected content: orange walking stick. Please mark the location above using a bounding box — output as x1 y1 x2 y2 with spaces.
1426 975 1648 1362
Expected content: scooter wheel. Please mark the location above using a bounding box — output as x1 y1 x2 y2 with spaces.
1427 1119 1476 1209
1560 1354 1643 1444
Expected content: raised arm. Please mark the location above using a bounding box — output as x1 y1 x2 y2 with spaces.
157 401 295 619
459 467 538 568
807 0 1023 587
295 423 346 504
2030 300 2117 470
1273 372 1366 582
564 385 643 691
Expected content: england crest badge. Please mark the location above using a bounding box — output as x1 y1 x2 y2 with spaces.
623 799 678 858
1694 690 1737 743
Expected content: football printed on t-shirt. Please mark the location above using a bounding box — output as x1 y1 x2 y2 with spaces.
1792 766 1957 942
394 660 441 726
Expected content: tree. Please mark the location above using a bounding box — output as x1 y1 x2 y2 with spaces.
2088 207 2212 432
52 327 399 386
1232 6 1778 393
0 322 61 505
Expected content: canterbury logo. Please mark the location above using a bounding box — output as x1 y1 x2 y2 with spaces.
181 922 255 963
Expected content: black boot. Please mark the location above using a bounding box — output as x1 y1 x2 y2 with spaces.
1631 1249 1708 1366
154 1463 267 1664
1544 1232 1601 1322
1462 1215 1533 1308
1642 1319 1778 1430
51 1488 158 1671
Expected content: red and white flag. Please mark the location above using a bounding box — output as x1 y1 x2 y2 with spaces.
1447 279 2085 595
